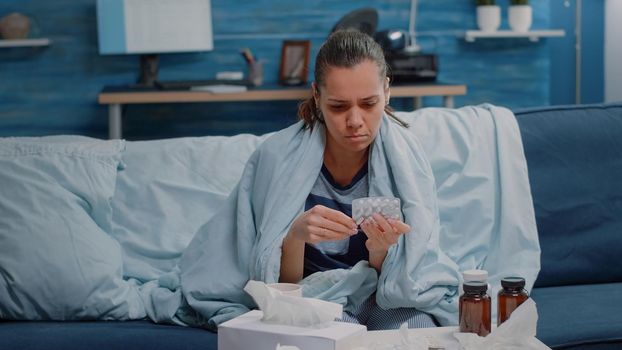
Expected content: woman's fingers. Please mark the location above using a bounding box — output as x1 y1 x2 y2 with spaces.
304 205 358 242
388 219 411 233
371 213 393 234
308 226 350 242
361 219 393 252
362 214 411 248
361 218 390 245
370 213 411 235
315 205 358 232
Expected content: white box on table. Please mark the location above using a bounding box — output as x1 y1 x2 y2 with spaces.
218 310 366 350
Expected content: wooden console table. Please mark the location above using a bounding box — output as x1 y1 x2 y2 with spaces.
98 83 467 139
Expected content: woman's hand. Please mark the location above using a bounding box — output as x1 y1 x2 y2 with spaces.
360 213 411 272
281 205 357 283
287 205 358 244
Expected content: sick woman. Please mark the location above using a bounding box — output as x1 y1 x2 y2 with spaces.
179 30 461 331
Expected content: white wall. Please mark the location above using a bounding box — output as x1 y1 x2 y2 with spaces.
605 0 622 102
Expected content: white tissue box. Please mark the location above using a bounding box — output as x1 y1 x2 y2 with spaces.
218 310 367 350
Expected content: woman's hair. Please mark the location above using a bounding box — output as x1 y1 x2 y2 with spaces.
298 29 408 129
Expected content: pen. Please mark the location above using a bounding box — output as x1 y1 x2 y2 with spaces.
240 48 254 64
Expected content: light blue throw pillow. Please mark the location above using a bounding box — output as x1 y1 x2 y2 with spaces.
0 136 145 320
111 134 270 283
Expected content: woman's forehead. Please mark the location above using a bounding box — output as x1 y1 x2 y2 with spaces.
320 61 384 100
322 60 382 81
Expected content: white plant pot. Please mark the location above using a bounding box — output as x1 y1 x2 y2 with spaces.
477 5 501 32
509 5 533 32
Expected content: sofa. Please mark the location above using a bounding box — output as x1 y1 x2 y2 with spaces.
1 103 621 350
516 103 622 349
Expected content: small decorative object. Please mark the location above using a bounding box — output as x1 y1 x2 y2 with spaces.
248 60 264 87
240 47 264 87
0 12 31 40
476 0 501 32
279 40 311 86
509 0 533 32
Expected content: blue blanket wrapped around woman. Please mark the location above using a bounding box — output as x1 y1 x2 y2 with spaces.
177 112 463 330
144 104 540 331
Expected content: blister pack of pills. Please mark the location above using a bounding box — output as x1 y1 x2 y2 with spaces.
352 196 401 225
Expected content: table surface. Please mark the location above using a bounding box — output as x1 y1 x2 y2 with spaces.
98 82 467 139
98 82 467 104
344 326 461 349
344 325 551 350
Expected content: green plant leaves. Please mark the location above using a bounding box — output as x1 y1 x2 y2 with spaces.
476 0 496 6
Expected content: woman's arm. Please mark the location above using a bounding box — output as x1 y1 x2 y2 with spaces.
279 231 306 283
368 251 388 273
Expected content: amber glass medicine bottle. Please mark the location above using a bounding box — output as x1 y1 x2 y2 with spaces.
497 277 529 326
459 281 491 336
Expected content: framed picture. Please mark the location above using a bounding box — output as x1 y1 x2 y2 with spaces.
279 40 311 86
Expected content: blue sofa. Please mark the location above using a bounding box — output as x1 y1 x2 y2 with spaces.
517 103 622 349
1 103 621 349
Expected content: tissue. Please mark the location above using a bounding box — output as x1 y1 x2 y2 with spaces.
276 344 301 350
349 322 445 350
244 280 343 327
453 298 551 350
396 322 438 350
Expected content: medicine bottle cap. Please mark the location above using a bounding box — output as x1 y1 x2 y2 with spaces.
462 269 488 282
501 277 526 289
463 281 488 293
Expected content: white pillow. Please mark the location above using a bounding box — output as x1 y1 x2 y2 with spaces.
110 134 270 283
0 136 145 320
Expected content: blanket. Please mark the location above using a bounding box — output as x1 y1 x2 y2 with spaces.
142 104 540 330
400 104 541 315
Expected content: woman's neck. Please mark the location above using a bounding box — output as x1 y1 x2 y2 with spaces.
323 145 369 186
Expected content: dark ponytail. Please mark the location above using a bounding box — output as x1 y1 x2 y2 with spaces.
297 95 322 128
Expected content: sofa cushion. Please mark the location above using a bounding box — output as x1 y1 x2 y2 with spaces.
532 283 622 349
0 320 217 350
110 134 269 283
515 103 622 287
0 136 145 320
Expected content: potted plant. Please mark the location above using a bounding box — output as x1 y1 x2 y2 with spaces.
476 0 500 32
509 0 532 32
0 13 31 40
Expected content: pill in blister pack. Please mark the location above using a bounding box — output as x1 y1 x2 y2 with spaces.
352 197 401 225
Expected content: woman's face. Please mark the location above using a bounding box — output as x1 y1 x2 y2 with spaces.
315 59 389 156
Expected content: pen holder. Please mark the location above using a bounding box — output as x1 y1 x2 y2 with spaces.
248 61 264 87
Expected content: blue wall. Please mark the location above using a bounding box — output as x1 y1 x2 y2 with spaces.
0 0 574 140
549 0 576 105
580 0 604 104
549 0 605 105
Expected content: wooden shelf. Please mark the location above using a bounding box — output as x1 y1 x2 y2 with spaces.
99 84 467 105
0 38 51 48
99 82 467 139
464 30 565 42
